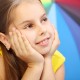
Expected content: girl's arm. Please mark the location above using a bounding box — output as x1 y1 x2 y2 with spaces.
40 57 56 80
41 58 65 80
55 64 65 80
21 63 44 80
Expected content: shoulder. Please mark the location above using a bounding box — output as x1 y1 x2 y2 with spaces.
52 50 65 73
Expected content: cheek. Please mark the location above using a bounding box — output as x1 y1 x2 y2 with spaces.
23 30 37 45
47 23 55 35
46 21 53 30
47 24 55 40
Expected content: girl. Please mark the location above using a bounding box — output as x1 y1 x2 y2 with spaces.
0 0 65 80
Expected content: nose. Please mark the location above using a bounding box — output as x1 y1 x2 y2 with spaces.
37 23 47 36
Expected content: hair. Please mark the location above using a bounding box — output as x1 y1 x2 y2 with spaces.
0 0 41 80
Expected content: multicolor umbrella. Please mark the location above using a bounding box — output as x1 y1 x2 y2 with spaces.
41 0 80 80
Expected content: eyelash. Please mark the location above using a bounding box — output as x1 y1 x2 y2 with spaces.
23 24 33 29
42 17 48 22
23 17 48 29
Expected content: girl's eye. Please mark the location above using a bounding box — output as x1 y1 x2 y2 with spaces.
23 24 33 29
42 17 48 22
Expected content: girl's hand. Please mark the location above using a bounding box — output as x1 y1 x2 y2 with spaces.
44 25 60 58
9 28 44 66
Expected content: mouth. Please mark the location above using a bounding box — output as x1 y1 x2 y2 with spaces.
36 37 50 47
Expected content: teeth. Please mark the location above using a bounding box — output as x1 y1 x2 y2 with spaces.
39 39 48 46
42 39 47 43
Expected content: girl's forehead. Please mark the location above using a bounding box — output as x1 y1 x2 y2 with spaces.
9 0 45 29
9 0 43 20
13 0 44 17
13 2 44 19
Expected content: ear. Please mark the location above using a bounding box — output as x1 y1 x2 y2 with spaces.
0 33 11 50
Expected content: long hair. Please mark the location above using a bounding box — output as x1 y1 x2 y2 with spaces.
0 42 27 80
0 0 42 80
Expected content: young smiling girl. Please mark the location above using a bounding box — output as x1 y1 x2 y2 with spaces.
0 0 65 80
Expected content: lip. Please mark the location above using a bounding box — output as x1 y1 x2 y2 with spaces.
36 37 50 44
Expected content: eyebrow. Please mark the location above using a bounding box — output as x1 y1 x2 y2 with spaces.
19 13 46 25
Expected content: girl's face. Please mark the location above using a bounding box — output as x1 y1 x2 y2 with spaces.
9 1 54 55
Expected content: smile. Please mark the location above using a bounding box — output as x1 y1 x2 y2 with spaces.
36 38 50 47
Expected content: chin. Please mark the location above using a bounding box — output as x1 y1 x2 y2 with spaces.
39 48 50 55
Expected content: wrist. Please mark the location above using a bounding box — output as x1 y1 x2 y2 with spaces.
44 56 52 60
21 62 44 80
44 57 52 65
28 61 44 68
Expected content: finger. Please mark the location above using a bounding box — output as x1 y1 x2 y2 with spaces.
12 28 23 56
20 31 32 52
50 25 60 53
52 24 60 41
20 31 41 58
16 29 27 54
54 29 59 40
9 32 18 55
